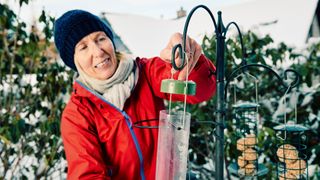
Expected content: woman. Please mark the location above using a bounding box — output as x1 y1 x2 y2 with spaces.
54 9 216 179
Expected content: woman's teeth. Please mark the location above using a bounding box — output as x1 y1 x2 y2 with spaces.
94 58 109 68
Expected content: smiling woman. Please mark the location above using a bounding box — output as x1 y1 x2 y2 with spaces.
74 31 118 80
53 9 217 179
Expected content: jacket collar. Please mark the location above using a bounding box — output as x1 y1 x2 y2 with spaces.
72 80 124 114
71 58 143 115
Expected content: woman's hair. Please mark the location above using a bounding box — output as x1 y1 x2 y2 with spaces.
116 51 134 62
116 51 122 61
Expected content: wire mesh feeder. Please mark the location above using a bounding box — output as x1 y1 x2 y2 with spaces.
227 103 269 178
274 124 309 180
274 86 309 180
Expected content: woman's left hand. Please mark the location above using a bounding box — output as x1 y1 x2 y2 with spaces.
160 32 202 80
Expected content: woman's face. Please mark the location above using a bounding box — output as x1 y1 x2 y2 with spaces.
74 31 118 80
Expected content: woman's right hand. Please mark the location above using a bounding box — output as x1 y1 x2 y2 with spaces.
160 32 202 80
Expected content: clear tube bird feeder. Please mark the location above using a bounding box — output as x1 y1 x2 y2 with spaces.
156 48 196 180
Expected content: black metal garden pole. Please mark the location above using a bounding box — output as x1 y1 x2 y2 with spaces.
215 11 226 180
173 5 225 179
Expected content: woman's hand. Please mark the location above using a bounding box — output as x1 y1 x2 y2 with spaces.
160 32 202 80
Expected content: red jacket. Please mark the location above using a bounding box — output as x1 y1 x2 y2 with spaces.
61 55 216 180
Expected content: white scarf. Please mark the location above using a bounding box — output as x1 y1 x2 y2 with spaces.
75 57 139 110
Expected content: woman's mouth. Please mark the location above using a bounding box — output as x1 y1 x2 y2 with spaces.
94 58 110 68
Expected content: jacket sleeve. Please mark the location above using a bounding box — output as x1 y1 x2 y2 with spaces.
61 103 111 180
144 54 216 104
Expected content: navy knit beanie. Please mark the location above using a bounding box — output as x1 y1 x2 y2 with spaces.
54 10 115 71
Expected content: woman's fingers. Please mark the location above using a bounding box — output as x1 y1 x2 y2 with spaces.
160 48 172 62
160 32 202 78
178 39 202 80
160 33 191 66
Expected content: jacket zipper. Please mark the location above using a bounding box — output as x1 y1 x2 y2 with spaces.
75 80 146 180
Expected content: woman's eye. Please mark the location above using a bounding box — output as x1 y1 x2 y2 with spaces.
98 36 106 42
78 45 87 51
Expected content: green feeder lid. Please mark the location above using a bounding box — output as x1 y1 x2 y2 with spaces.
161 79 196 95
274 124 309 132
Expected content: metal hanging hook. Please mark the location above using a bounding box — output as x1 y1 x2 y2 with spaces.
171 44 184 71
171 5 217 71
276 85 293 141
284 69 301 91
231 72 259 104
225 64 301 100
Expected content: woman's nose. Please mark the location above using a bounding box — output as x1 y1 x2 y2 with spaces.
91 43 104 58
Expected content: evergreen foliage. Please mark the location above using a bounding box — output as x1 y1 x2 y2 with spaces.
0 1 319 179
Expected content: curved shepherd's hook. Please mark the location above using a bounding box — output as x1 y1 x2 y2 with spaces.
224 22 247 64
224 63 301 100
171 5 217 70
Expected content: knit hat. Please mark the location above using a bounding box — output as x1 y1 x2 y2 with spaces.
54 10 115 71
